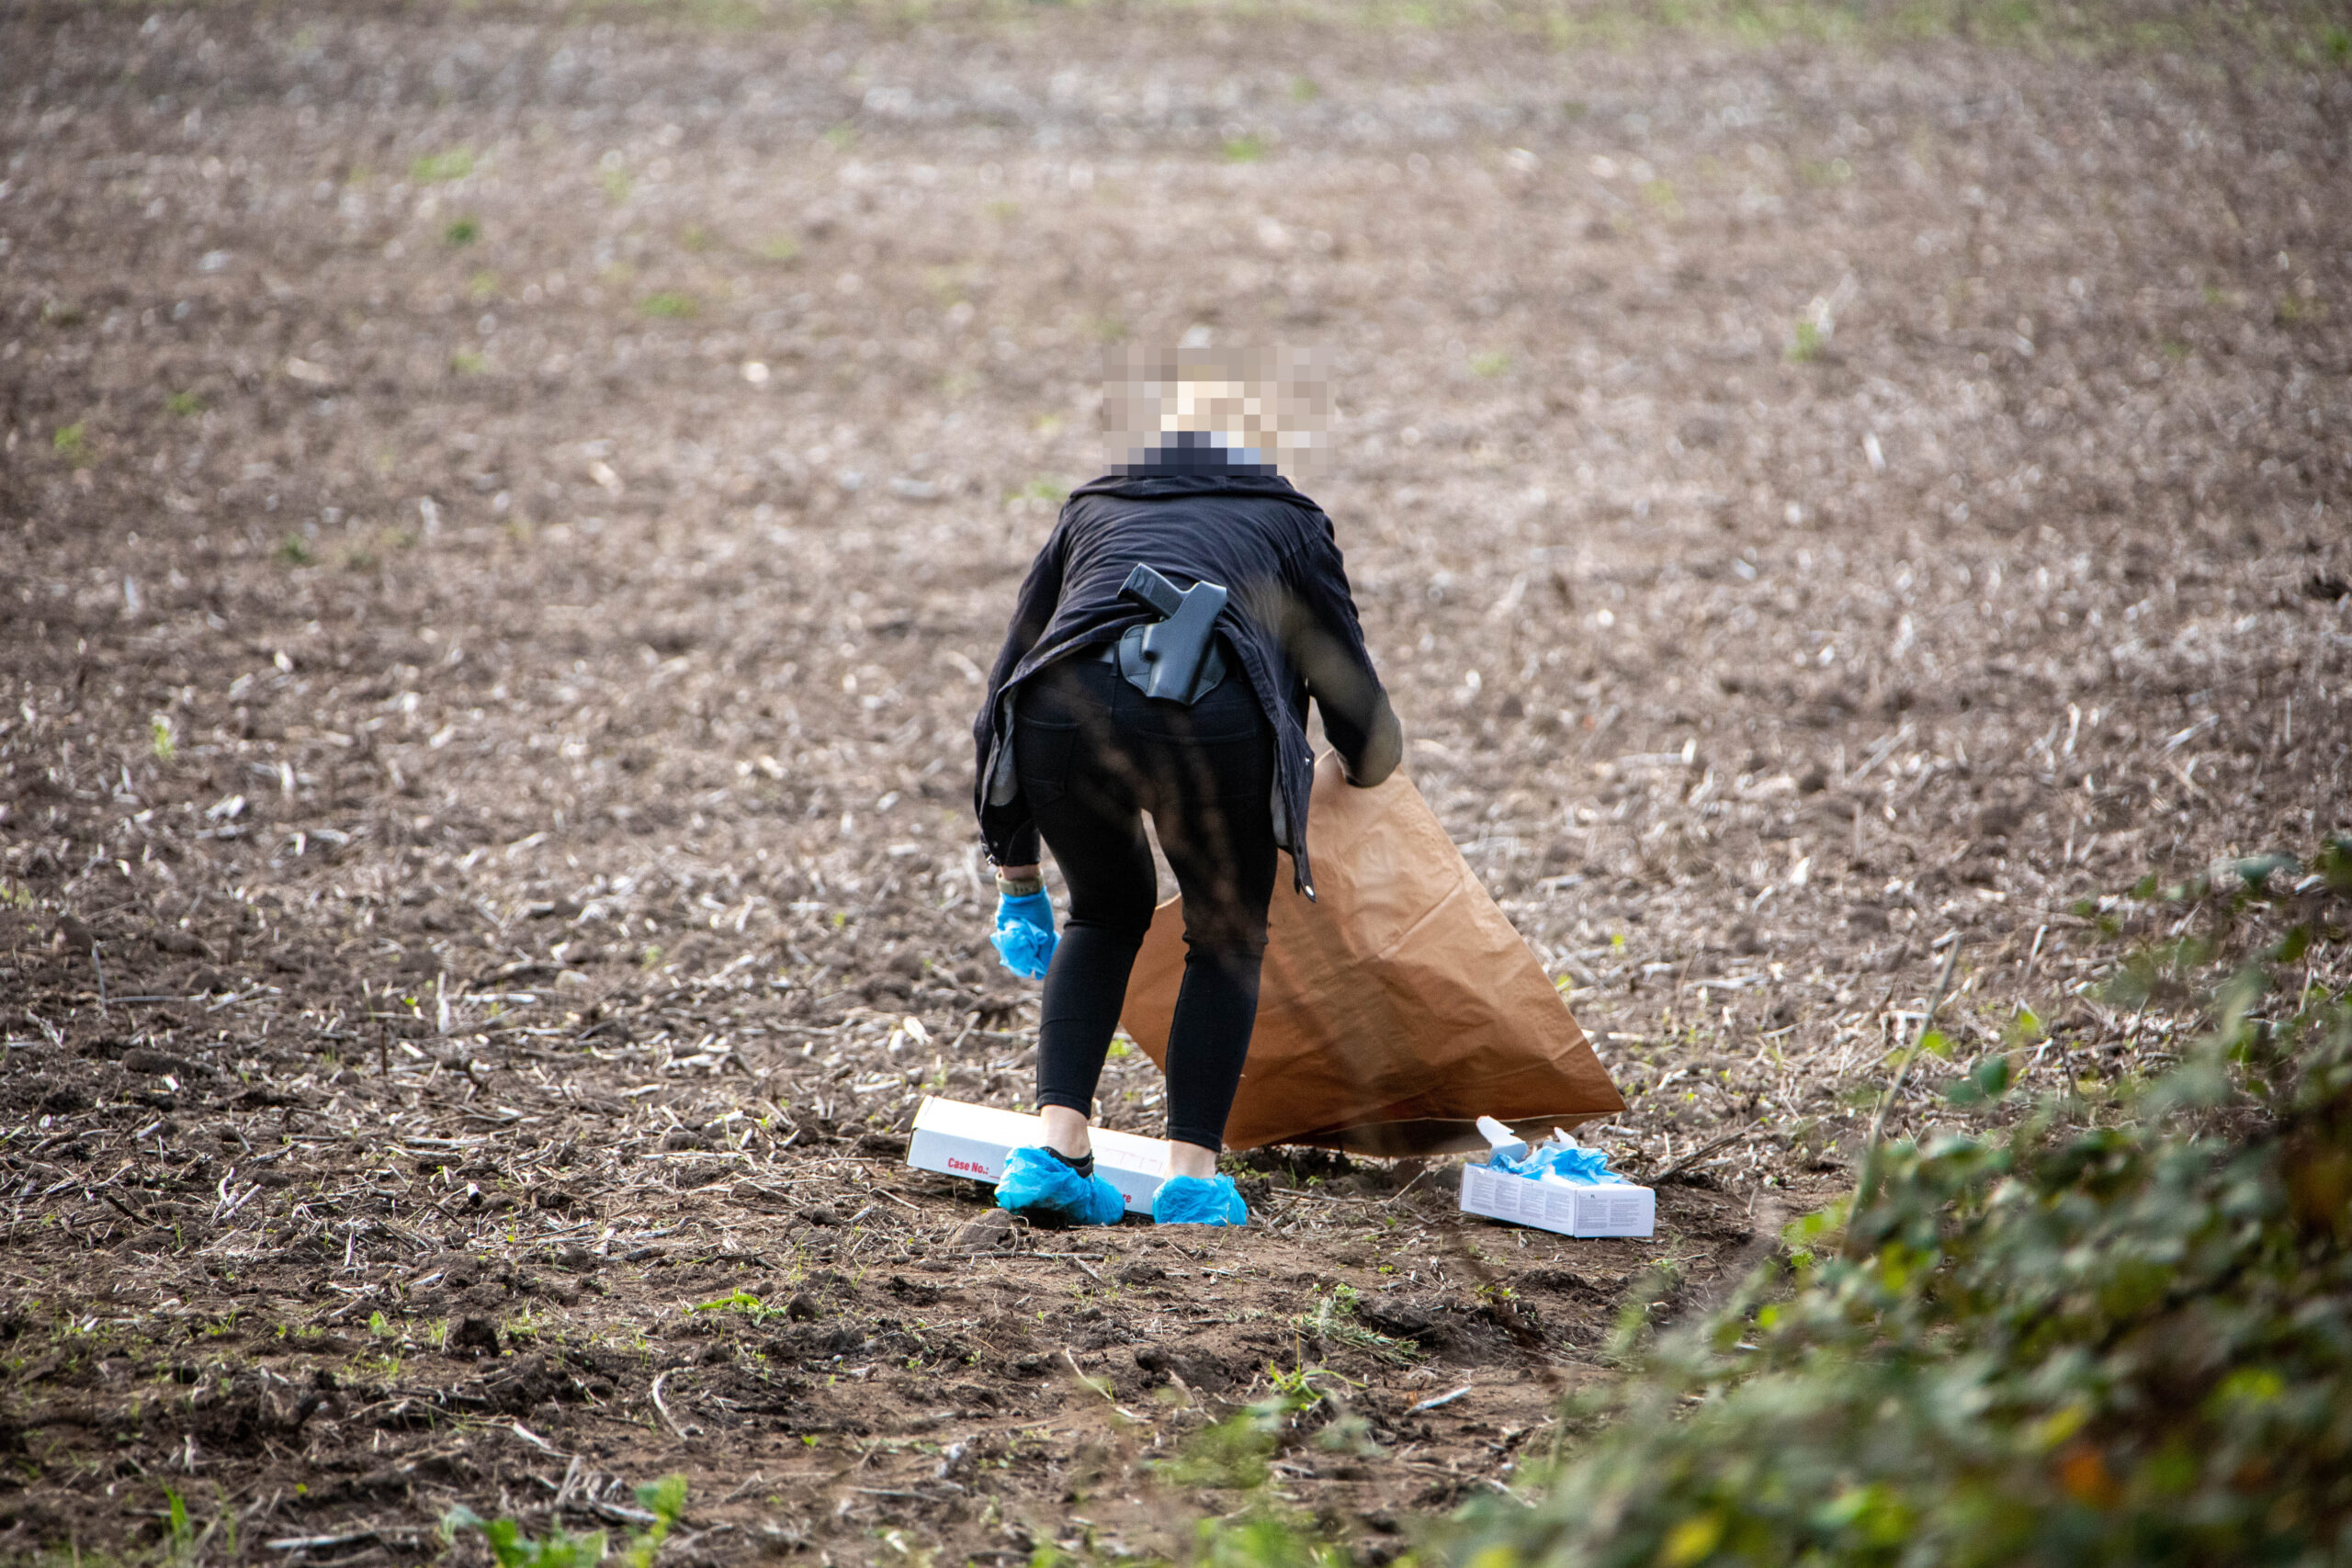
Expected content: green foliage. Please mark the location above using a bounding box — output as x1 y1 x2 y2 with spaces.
1159 1361 1385 1495
1427 858 2352 1568
623 1475 687 1568
2319 837 2352 893
1291 1283 1420 1367
151 716 176 762
165 390 206 416
1155 1397 1286 1490
1221 134 1268 163
446 216 481 245
1785 318 1823 362
276 535 314 566
52 422 88 460
1941 1049 2016 1109
691 1289 785 1322
444 1511 606 1568
162 1487 194 1562
1193 1510 1354 1568
411 148 475 182
445 1475 685 1568
639 291 698 320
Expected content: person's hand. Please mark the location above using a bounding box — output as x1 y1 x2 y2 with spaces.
990 881 1057 979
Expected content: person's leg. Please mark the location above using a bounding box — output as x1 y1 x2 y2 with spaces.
1143 682 1280 1170
1017 661 1159 1157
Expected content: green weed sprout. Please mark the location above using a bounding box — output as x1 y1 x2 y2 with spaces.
411 149 475 182
444 1474 685 1568
52 422 88 460
163 1486 195 1562
1155 1404 1281 1490
1292 1285 1419 1367
442 1509 605 1568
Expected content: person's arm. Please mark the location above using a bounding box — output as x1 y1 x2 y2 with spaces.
1284 518 1403 787
975 520 1070 866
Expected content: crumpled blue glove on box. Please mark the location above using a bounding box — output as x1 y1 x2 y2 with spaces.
1495 1142 1618 1184
990 889 1058 979
1476 1115 1625 1184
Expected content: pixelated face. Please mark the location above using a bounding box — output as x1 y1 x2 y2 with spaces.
1102 342 1331 478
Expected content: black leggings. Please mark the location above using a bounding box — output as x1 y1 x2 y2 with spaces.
1014 654 1278 1152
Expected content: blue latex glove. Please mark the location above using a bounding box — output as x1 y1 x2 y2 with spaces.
1494 1140 1620 1185
990 890 1058 979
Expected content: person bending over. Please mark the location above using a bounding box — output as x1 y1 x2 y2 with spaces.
970 379 1401 1227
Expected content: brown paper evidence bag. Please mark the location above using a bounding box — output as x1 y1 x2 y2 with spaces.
1118 752 1626 1156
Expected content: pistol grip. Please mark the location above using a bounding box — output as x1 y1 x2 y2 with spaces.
1119 564 1186 619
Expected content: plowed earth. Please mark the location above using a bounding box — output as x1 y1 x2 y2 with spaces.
2 4 2348 1564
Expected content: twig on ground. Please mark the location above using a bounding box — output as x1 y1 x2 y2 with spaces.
266 1531 380 1553
1643 1125 1758 1185
1061 1348 1146 1420
650 1370 693 1441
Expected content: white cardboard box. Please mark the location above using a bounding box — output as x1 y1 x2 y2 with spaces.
1460 1160 1656 1238
905 1095 1170 1217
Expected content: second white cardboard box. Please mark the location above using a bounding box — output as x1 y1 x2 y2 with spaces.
906 1095 1170 1216
1459 1160 1656 1238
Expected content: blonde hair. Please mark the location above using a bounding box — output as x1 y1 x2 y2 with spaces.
1102 342 1331 477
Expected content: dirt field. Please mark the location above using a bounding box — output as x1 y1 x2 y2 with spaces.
3 2 2348 1562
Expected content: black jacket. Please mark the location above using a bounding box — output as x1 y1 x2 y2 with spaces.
973 436 1401 897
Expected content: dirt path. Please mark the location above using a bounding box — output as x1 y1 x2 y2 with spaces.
2 4 2347 1562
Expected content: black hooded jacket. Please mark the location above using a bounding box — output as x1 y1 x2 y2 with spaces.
972 435 1401 898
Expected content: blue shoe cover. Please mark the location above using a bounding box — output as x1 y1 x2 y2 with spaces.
1152 1173 1249 1226
994 1146 1125 1225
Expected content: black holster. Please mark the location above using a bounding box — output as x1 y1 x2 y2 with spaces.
1114 565 1229 705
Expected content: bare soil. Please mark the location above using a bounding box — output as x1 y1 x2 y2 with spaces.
2 4 2348 1564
